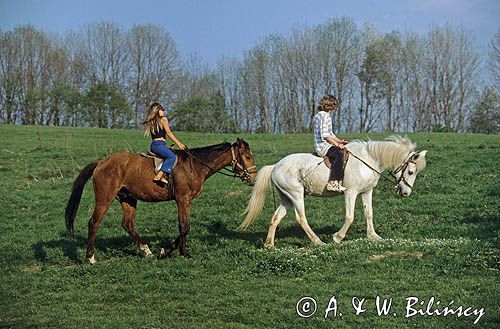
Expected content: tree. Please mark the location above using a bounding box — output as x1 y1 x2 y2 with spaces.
0 29 22 124
217 56 243 131
81 22 129 85
241 44 271 132
369 32 403 132
357 25 384 132
488 30 500 90
424 25 479 131
170 93 235 133
85 81 131 128
400 31 430 131
315 17 361 132
469 87 499 133
127 25 181 126
5 26 52 125
290 25 319 132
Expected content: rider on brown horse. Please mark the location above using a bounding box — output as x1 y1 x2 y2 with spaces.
142 102 186 185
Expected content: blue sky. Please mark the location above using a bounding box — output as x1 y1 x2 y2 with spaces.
1 0 498 66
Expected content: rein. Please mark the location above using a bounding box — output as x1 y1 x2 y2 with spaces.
183 145 256 182
345 149 395 185
346 149 415 188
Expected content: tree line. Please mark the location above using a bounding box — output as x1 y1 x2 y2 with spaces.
0 18 498 133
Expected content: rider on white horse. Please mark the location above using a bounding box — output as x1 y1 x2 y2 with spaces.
313 94 349 192
240 135 427 247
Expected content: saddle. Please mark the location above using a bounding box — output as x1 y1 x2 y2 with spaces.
140 150 178 194
314 148 349 171
140 150 179 174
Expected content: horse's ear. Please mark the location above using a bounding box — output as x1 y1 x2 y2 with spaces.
411 150 427 161
412 150 428 171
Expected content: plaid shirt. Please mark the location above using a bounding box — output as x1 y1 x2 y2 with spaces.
313 111 337 156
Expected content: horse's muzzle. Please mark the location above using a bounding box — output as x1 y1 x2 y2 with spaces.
395 185 411 197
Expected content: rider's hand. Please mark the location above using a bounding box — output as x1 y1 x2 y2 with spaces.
178 143 186 150
337 143 345 150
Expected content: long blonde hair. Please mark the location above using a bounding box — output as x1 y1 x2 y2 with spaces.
142 102 164 137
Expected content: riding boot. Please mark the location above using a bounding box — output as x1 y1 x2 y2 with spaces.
161 173 170 185
154 172 169 185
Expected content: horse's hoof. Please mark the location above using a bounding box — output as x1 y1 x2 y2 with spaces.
159 248 169 259
160 247 175 259
87 255 96 265
263 243 275 249
368 234 382 241
332 233 342 244
140 244 153 257
314 240 327 246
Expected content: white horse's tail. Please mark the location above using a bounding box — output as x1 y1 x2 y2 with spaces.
238 165 275 230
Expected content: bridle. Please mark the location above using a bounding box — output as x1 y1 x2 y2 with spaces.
392 152 417 191
230 145 257 184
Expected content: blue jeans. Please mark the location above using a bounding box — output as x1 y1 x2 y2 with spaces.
150 140 177 174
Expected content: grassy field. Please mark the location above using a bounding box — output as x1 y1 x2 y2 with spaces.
0 125 498 328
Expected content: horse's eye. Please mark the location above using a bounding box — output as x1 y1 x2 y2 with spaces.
408 171 414 175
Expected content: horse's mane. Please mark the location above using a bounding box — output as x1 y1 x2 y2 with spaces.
349 135 417 170
178 142 232 163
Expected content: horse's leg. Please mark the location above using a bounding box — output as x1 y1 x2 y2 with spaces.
159 218 187 258
290 191 325 246
176 197 191 257
119 196 153 256
86 194 115 265
264 191 291 248
333 190 358 244
86 167 123 265
362 190 381 240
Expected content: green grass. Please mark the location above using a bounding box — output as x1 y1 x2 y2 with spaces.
0 125 498 328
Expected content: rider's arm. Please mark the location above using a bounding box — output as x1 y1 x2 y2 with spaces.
161 117 186 150
319 112 345 149
325 136 345 149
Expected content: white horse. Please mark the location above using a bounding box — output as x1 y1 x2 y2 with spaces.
239 136 427 247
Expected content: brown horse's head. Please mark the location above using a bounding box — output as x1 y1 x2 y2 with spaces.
232 138 257 186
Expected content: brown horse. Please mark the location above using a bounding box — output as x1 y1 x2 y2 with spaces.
65 138 256 264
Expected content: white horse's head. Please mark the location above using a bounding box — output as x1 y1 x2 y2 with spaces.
393 150 427 197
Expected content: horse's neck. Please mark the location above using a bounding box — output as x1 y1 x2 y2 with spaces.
192 146 233 179
207 149 232 172
367 141 411 171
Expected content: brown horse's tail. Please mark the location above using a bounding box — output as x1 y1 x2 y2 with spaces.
65 161 99 238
